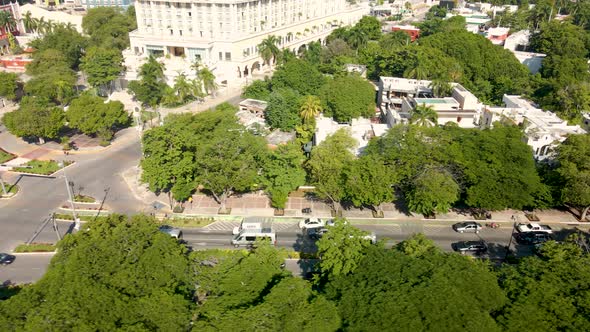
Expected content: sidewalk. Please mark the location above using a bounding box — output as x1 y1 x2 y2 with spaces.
172 190 582 225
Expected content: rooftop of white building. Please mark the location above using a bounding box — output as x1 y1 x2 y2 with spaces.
314 115 388 155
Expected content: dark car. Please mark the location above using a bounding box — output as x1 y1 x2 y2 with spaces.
516 232 553 245
306 227 329 240
0 253 15 265
452 241 488 254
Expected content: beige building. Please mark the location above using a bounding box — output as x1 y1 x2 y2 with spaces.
126 0 369 85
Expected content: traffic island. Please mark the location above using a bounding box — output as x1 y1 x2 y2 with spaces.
0 183 19 199
12 160 74 176
0 148 16 164
73 195 96 203
14 243 56 253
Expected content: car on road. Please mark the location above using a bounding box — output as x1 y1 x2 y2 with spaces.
452 241 487 254
515 222 553 234
299 218 332 230
452 222 483 233
306 227 329 240
0 253 15 265
516 231 554 245
159 225 183 239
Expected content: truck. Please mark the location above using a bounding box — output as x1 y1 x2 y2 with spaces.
233 217 273 235
515 222 553 234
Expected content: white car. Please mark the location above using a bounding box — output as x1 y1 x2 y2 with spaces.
299 218 327 229
452 222 483 234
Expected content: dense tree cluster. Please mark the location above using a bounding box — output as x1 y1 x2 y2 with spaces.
2 216 588 331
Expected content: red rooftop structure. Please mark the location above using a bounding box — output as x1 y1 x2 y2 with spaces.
391 25 420 42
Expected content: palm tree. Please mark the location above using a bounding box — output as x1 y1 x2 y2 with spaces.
299 95 323 124
411 104 438 127
346 27 368 50
403 65 428 80
429 79 453 97
258 35 281 67
199 66 217 96
173 73 202 103
21 11 36 34
0 11 16 34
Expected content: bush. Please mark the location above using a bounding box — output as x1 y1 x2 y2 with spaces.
73 195 96 203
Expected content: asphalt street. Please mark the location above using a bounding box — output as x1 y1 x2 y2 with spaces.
1 254 53 285
0 130 145 253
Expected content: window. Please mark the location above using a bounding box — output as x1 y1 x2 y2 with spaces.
225 52 231 61
179 30 182 36
219 52 223 60
188 12 191 17
170 29 173 35
245 236 256 241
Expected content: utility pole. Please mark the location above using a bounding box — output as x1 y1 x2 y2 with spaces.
504 215 518 261
59 161 80 231
0 174 7 196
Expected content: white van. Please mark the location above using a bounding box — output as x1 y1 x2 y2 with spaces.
231 230 277 248
233 217 273 235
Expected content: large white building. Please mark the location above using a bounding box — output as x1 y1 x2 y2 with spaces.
378 77 483 129
126 0 368 85
482 95 586 160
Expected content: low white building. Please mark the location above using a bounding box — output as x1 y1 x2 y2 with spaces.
378 77 482 129
481 95 586 160
314 115 388 155
503 30 546 74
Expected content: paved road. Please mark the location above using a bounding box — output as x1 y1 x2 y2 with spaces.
181 221 541 259
1 254 53 285
0 131 145 253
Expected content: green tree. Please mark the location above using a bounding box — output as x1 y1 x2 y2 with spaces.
241 78 272 100
396 233 439 257
554 134 590 221
82 7 136 50
66 94 130 139
354 16 382 40
80 47 124 94
327 242 506 331
0 72 18 100
128 55 168 107
28 26 88 69
26 49 70 76
141 105 268 211
299 95 323 125
258 35 281 67
2 97 64 143
320 74 375 122
344 155 396 212
264 88 302 130
271 59 326 95
317 218 375 278
24 67 77 105
410 103 438 127
306 129 357 213
262 143 306 209
406 168 459 216
497 254 590 331
345 27 368 50
0 214 194 331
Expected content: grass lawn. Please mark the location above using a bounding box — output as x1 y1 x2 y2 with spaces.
0 184 19 197
14 243 56 253
13 160 71 175
73 194 96 203
0 149 16 164
54 213 109 222
161 217 216 228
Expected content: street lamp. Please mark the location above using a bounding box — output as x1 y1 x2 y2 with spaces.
0 174 7 196
58 161 80 231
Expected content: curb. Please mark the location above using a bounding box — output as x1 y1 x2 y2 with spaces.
11 251 57 255
0 186 20 200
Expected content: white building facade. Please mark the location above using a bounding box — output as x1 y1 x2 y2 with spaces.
481 95 586 160
127 0 368 85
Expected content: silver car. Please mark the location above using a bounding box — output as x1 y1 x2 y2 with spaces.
452 222 482 233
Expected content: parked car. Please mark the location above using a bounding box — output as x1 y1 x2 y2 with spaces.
515 222 553 234
516 231 554 245
299 218 328 230
306 227 329 240
158 225 183 239
452 222 483 233
0 253 15 265
452 241 488 254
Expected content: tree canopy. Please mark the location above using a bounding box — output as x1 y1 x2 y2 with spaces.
0 214 194 331
66 94 130 140
2 97 64 143
320 74 376 122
